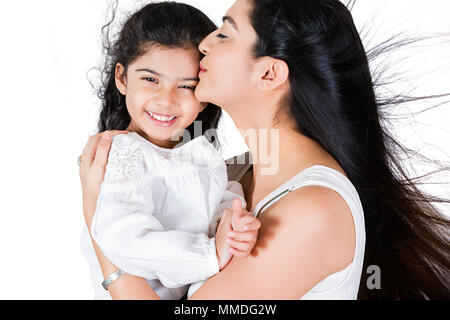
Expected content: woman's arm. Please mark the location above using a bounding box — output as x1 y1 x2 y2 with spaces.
80 131 354 299
90 185 355 300
189 185 356 299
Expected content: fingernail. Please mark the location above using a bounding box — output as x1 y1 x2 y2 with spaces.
243 226 249 231
228 232 235 237
226 238 232 243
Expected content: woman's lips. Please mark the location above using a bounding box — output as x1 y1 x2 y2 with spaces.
199 62 207 75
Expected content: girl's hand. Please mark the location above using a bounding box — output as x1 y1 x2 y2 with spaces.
215 199 261 269
79 130 128 229
229 198 261 257
215 209 233 270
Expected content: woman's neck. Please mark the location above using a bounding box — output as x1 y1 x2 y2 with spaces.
241 120 339 211
229 96 342 209
249 126 318 180
228 96 324 177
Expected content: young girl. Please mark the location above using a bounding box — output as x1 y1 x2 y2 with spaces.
80 2 260 300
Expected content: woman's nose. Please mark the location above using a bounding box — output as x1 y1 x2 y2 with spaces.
198 33 212 55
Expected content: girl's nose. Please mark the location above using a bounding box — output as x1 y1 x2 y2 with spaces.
155 87 177 109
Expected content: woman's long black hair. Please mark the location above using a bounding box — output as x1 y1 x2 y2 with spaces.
250 0 450 299
92 1 222 148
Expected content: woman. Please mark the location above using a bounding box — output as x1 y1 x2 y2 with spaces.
80 0 450 299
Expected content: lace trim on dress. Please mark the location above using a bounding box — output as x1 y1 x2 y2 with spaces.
104 135 145 184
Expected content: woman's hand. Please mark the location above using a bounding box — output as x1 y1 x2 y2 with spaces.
215 199 261 269
79 130 128 229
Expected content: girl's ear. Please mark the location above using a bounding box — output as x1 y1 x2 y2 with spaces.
115 63 127 95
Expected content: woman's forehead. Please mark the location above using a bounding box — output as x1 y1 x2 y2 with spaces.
224 0 258 43
226 0 253 28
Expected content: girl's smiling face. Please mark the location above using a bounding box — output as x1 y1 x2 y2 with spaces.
115 45 205 149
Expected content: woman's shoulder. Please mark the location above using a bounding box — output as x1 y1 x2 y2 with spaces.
197 183 357 299
261 181 356 272
268 183 354 224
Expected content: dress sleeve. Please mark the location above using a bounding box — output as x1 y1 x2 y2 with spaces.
187 180 247 298
90 134 219 288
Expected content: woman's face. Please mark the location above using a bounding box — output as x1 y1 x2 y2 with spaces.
196 0 259 115
115 46 205 149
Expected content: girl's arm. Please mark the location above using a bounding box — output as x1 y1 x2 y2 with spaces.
89 230 161 300
86 131 222 287
81 131 259 295
80 131 162 299
85 195 236 300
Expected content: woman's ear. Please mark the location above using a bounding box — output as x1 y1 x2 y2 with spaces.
256 58 289 92
115 63 127 95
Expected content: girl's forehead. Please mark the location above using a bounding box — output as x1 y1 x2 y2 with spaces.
138 45 199 62
131 46 201 78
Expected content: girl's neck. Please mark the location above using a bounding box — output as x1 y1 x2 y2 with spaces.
126 122 180 149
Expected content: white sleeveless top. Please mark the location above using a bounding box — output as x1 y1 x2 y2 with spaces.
226 153 366 300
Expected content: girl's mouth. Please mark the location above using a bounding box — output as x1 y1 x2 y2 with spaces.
146 111 178 127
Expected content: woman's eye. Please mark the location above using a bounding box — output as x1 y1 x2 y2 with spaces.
216 33 228 39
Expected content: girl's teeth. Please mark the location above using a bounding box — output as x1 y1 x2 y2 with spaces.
148 112 176 122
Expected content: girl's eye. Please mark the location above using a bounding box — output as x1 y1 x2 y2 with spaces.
216 33 228 39
144 77 158 83
179 85 196 91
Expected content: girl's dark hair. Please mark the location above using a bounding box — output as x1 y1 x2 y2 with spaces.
250 0 450 299
94 1 222 148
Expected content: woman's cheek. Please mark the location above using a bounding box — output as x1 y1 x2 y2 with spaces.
196 75 214 102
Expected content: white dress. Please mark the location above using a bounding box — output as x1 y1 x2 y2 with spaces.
80 132 246 300
254 165 366 299
192 153 366 299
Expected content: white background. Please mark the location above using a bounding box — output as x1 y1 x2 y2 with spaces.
0 1 448 299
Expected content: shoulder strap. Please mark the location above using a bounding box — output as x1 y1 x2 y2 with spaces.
255 185 296 217
254 165 361 218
